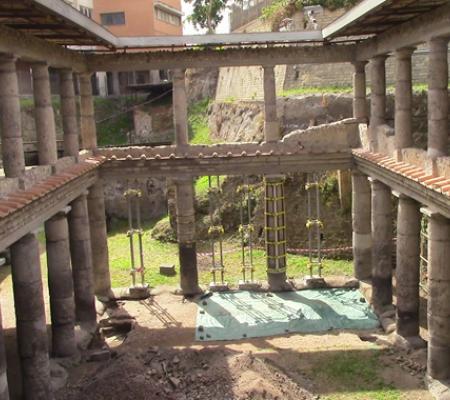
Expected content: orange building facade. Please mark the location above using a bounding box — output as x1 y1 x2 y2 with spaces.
93 0 182 37
92 0 183 95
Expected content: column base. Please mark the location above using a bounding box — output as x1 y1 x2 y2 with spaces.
238 281 262 291
209 282 229 292
179 243 202 296
394 334 426 350
426 375 450 400
428 343 450 381
304 275 326 288
268 273 292 292
396 310 419 338
371 276 393 310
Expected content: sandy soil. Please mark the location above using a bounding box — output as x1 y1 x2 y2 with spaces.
50 287 431 400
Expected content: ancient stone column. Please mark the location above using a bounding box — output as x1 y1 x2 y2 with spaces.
174 177 201 295
425 210 450 380
87 182 112 299
112 72 120 96
263 65 279 142
68 194 96 327
0 54 25 178
10 233 52 399
370 179 393 309
172 69 188 146
171 69 200 294
395 195 421 338
79 73 97 151
394 47 415 160
0 306 9 400
352 60 368 120
262 65 288 290
59 69 79 158
352 171 372 280
32 62 58 165
427 38 449 160
369 55 388 152
45 209 77 357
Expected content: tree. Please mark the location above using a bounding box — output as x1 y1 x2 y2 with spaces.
185 0 230 34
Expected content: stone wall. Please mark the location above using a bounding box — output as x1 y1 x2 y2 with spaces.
215 8 450 101
104 177 167 221
132 102 174 144
209 91 433 146
209 94 354 142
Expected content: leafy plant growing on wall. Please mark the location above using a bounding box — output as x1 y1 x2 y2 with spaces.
261 0 359 31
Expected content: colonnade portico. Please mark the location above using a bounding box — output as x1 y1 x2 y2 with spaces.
0 0 449 398
350 31 450 387
0 53 109 397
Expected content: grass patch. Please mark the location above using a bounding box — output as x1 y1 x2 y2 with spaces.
280 86 353 97
312 351 402 400
107 219 353 289
188 98 214 145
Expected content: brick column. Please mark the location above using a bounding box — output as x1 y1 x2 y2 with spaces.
174 177 201 295
79 73 97 151
172 69 200 294
33 61 77 359
395 195 421 338
424 210 450 380
263 65 279 142
172 69 188 146
395 47 415 160
352 171 372 280
69 194 96 327
0 54 25 178
370 178 393 309
79 73 112 299
45 209 77 357
87 182 112 299
263 65 288 290
59 69 79 158
32 62 57 165
10 233 52 399
369 55 388 152
427 38 449 161
352 60 368 120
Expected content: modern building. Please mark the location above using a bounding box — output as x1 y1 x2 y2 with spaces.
93 0 183 95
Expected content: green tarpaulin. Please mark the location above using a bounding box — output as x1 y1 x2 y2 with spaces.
196 288 379 341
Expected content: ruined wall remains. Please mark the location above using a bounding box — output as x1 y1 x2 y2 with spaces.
216 8 450 101
209 92 436 149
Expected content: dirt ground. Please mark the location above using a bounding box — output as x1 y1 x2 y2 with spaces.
48 287 431 400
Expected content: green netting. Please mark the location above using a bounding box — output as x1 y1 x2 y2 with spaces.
196 288 379 341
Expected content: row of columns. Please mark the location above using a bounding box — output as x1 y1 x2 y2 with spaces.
171 65 289 292
351 37 450 381
0 54 112 398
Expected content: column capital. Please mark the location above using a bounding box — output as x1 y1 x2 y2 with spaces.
370 54 389 63
172 69 186 79
395 47 416 59
262 64 275 71
429 36 450 50
391 190 417 202
0 52 17 63
31 60 49 67
420 207 447 220
352 60 368 72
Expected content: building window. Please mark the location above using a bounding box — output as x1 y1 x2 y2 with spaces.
79 6 92 19
155 8 181 26
100 12 125 26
